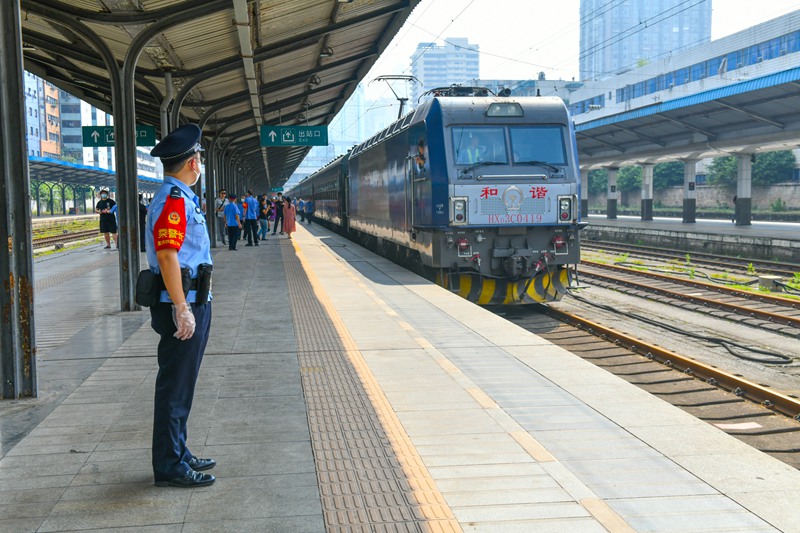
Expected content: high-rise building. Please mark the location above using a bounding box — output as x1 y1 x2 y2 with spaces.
41 80 61 158
410 38 479 104
60 91 83 162
24 72 42 157
580 0 712 81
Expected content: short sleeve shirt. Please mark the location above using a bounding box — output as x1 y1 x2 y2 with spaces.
145 176 212 279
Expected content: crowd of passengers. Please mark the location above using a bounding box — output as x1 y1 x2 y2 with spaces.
213 189 313 251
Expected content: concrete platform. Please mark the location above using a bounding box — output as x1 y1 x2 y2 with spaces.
583 214 800 262
1 223 799 532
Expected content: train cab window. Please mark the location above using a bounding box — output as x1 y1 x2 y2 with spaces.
510 126 567 166
452 127 508 165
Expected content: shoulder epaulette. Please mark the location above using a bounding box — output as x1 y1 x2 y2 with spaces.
169 186 182 199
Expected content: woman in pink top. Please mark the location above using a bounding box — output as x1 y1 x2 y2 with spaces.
283 196 297 238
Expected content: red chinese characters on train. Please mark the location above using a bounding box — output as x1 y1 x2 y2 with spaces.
480 187 499 199
530 186 548 199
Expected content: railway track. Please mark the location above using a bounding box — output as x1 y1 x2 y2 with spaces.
494 304 800 469
583 240 797 278
579 260 800 336
32 229 99 249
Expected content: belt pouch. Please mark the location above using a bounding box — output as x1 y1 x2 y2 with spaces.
135 269 162 307
195 264 213 304
180 267 192 297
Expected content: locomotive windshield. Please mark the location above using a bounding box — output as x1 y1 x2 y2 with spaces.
452 127 508 165
510 126 567 166
452 125 567 167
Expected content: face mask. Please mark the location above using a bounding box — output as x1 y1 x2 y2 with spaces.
101 194 108 199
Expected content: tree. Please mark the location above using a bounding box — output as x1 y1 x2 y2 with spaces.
706 156 736 186
753 151 795 185
588 169 607 195
653 162 684 190
617 166 642 193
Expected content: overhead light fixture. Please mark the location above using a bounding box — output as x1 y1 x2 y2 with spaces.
337 0 354 3
319 47 333 58
309 75 321 86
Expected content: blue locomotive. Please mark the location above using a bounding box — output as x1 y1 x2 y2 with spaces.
290 86 581 304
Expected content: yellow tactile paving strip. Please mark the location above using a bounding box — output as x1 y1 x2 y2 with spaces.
283 240 462 533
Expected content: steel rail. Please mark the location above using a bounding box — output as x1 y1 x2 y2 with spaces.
545 306 800 421
581 261 800 327
583 241 797 277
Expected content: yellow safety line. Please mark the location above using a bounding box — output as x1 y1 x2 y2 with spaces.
291 239 462 532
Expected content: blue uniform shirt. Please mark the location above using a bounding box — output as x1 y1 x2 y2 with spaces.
146 176 212 302
224 202 242 226
244 196 259 220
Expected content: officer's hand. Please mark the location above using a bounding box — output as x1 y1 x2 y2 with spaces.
172 302 196 340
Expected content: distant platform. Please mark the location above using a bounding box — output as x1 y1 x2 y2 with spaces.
583 214 800 262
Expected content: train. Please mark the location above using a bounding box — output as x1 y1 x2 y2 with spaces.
290 86 581 304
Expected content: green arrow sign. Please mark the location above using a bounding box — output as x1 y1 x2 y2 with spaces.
261 125 328 147
270 187 284 192
82 125 156 147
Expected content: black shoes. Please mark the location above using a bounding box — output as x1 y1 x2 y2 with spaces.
155 469 215 488
245 243 253 246
188 456 216 471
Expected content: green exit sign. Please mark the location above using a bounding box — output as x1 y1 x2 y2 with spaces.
260 125 328 147
82 125 156 147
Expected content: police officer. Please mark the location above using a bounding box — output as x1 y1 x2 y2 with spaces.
146 124 216 488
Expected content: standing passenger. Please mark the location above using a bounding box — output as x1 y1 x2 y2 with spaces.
243 190 259 246
257 196 269 241
146 124 216 488
296 197 305 223
224 194 242 250
96 189 118 249
272 192 285 235
214 189 228 245
138 193 148 253
283 196 297 239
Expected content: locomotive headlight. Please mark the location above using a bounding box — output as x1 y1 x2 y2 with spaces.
451 197 468 225
557 195 576 223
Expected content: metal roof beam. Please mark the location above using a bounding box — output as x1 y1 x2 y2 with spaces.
23 0 228 25
655 113 717 139
576 132 625 153
715 99 785 129
610 124 666 147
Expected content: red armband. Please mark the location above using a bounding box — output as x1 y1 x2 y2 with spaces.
153 196 187 251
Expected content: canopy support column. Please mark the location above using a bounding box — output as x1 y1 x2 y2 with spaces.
640 163 654 221
580 168 588 217
735 154 753 226
606 167 618 219
682 159 698 223
0 0 37 398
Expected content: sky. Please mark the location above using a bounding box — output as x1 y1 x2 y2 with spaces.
362 0 800 99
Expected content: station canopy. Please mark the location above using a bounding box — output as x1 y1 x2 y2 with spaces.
20 0 420 190
28 156 163 193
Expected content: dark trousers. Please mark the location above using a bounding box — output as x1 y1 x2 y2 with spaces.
272 213 283 233
227 225 240 250
244 218 259 244
150 302 212 481
298 210 305 222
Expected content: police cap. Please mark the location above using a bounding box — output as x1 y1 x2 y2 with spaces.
150 124 204 162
